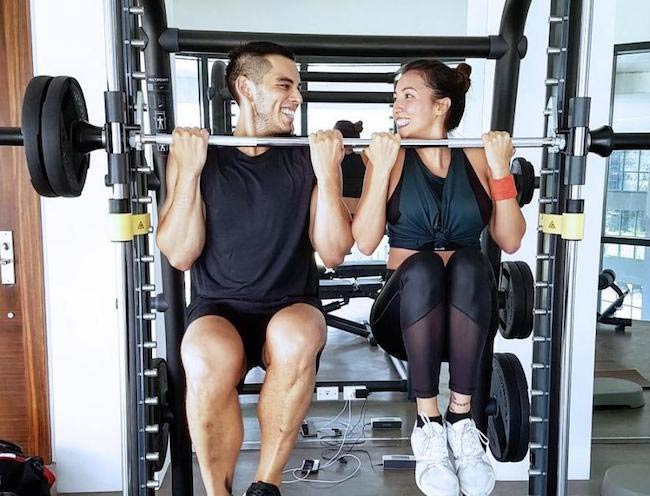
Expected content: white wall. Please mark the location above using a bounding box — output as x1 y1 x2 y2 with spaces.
615 0 650 44
170 0 466 36
31 0 123 492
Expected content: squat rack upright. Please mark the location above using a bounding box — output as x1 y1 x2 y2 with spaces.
101 0 650 495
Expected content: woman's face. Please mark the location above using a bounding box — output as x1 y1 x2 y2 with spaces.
393 70 444 138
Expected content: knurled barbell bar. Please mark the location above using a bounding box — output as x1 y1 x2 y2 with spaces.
2 75 639 199
132 134 564 149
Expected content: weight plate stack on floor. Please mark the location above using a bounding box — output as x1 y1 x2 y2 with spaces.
488 352 530 462
148 358 170 473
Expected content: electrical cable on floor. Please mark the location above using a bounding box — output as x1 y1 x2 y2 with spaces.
282 400 364 485
319 398 379 471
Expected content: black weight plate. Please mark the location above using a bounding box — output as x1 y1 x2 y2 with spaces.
507 262 528 339
21 76 56 197
512 157 535 207
41 76 90 197
148 358 169 473
514 261 535 339
485 261 499 340
498 261 525 339
504 353 530 462
488 353 522 461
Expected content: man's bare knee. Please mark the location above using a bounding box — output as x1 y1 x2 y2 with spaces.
264 305 326 370
181 317 246 392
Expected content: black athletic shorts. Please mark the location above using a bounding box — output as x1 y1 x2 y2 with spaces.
185 296 324 371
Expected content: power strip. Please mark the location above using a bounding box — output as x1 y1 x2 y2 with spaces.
370 416 402 429
382 454 416 470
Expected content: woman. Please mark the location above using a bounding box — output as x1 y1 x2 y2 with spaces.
352 60 525 496
333 119 366 214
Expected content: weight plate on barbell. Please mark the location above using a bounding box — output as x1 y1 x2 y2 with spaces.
41 76 90 197
512 157 535 207
22 76 57 197
488 352 530 462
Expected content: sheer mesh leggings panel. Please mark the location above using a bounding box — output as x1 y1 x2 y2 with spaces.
446 248 494 395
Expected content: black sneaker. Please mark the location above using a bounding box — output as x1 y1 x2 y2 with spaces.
244 481 281 496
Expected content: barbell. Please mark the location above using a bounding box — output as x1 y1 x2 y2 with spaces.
0 75 582 199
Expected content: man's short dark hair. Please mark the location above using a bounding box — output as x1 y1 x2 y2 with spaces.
226 41 296 103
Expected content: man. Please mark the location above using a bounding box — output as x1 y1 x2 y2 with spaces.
156 42 353 496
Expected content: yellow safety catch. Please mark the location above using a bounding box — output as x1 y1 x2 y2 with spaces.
538 213 584 240
110 213 152 241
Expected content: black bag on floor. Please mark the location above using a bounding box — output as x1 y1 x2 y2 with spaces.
0 440 55 496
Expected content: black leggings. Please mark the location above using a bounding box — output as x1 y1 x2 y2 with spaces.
370 248 495 400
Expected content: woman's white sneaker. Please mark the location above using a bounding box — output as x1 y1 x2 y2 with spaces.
411 414 460 496
446 418 496 496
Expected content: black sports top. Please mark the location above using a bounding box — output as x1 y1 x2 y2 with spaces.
190 146 319 303
341 153 366 199
386 148 492 251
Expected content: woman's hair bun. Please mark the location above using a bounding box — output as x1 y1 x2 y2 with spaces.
456 63 472 93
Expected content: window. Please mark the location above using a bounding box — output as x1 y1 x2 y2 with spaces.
609 150 650 192
600 44 650 321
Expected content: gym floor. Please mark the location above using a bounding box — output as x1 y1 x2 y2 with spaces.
68 302 650 496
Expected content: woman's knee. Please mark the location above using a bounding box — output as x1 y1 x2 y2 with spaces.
398 251 447 319
447 248 495 322
447 249 493 294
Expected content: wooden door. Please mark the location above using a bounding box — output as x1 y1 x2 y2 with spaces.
0 0 51 462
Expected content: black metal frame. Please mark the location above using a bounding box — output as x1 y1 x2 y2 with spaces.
136 1 533 495
160 28 508 60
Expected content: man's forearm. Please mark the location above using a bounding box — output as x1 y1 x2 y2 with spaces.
312 181 353 267
156 173 206 270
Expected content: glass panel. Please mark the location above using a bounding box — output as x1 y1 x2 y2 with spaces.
620 244 635 258
635 246 645 260
608 152 623 191
624 150 640 172
605 210 621 235
623 172 638 191
639 172 648 192
620 211 635 236
640 150 650 172
638 213 647 237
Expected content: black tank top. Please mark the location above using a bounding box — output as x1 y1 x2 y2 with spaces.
191 146 319 303
387 148 492 251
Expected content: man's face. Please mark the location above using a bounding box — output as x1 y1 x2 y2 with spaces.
250 55 303 136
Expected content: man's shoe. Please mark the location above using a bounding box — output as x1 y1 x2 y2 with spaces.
411 414 460 496
446 418 496 496
244 481 281 496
